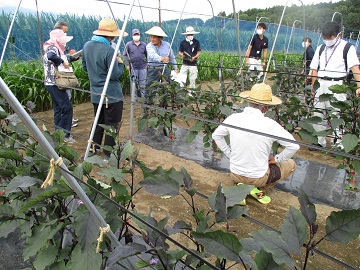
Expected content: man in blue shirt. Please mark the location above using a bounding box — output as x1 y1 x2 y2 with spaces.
245 22 268 77
178 26 201 90
145 26 178 105
123 29 147 98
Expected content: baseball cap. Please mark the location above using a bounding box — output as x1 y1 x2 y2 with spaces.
132 29 140 35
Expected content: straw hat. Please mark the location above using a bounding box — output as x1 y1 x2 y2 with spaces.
145 26 168 37
240 83 282 105
93 18 128 37
181 26 200 35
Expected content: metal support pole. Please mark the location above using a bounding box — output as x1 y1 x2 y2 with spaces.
129 76 136 139
0 77 121 246
262 0 290 83
231 0 241 65
286 20 302 56
0 0 22 69
355 30 360 51
84 0 136 159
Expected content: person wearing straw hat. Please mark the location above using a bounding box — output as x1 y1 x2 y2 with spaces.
82 18 128 160
178 26 201 91
145 26 178 105
43 29 75 143
212 83 299 204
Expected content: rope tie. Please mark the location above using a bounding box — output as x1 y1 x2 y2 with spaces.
101 93 109 108
88 140 95 153
96 224 110 253
41 157 63 189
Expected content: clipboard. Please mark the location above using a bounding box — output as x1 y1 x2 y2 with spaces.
183 51 192 60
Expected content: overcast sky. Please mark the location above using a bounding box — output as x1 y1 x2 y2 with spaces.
1 0 342 22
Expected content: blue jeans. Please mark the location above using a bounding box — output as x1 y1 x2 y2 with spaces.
45 85 73 137
130 68 147 98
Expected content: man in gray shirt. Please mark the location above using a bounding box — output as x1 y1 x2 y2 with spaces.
123 29 147 98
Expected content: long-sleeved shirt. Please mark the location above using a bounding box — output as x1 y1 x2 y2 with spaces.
212 107 299 178
82 40 124 104
146 40 177 69
122 41 147 70
43 45 64 85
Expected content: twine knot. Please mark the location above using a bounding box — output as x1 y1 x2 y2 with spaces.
41 157 63 189
96 224 110 253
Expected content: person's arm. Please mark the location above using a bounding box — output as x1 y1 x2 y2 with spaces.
169 48 178 72
274 126 300 163
146 44 162 63
212 121 231 158
122 44 130 71
309 46 320 87
192 50 201 62
246 45 252 65
351 65 360 96
262 48 268 66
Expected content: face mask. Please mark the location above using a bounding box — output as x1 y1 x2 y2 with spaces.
256 29 263 35
132 35 140 42
186 36 194 41
323 33 340 47
302 42 308 48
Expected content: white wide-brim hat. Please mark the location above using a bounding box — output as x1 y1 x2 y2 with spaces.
145 26 168 37
181 26 200 35
240 83 282 105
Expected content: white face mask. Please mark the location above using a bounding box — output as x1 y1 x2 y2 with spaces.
256 29 263 35
323 33 340 47
132 35 140 42
302 42 309 48
186 35 194 41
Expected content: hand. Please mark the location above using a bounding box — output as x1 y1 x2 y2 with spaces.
63 61 70 69
246 58 250 65
190 57 195 62
268 156 276 164
116 57 123 64
126 66 130 71
174 69 179 74
68 49 76 56
357 88 360 97
161 56 169 63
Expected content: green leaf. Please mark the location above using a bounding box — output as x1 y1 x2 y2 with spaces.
208 184 253 209
297 130 318 144
33 245 58 270
186 131 198 143
330 100 350 110
325 209 360 244
73 206 107 252
329 118 343 129
140 174 180 196
342 134 359 153
304 116 323 124
298 190 317 226
97 167 124 182
6 176 42 195
226 205 248 220
255 248 283 270
120 140 134 162
66 244 102 270
328 84 348 94
192 230 242 262
214 184 227 223
318 93 333 102
23 224 62 260
137 118 148 132
106 243 148 268
0 220 24 238
298 121 315 133
219 105 232 117
148 116 159 128
280 206 308 255
181 166 193 190
250 230 294 268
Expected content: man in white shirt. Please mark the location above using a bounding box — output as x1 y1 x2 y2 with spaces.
212 83 299 204
310 21 360 149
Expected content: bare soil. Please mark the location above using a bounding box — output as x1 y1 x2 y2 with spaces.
33 96 360 270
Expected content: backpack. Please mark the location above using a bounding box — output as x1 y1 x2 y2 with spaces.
318 42 356 83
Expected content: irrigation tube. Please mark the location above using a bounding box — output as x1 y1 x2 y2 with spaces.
0 77 121 247
84 0 136 159
262 0 289 83
0 0 22 69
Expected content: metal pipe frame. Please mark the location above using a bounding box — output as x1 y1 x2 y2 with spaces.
285 20 302 56
84 0 136 159
331 11 344 36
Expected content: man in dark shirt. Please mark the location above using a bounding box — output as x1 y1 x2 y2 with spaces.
178 26 201 89
301 37 315 76
245 22 268 76
123 29 147 98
